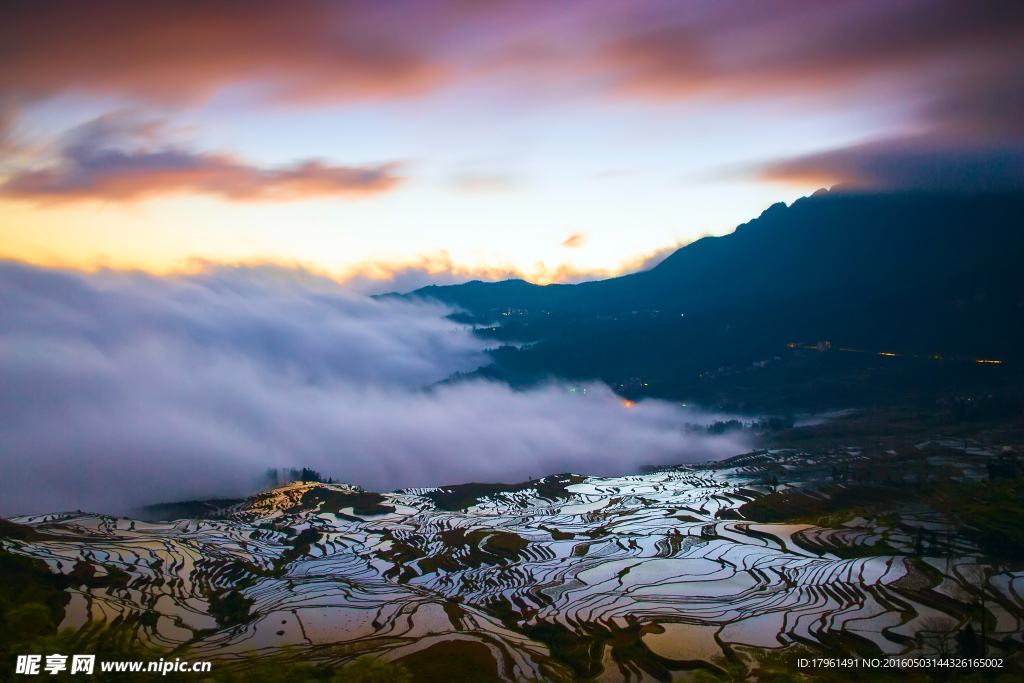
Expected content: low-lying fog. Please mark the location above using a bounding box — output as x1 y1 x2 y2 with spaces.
0 263 749 516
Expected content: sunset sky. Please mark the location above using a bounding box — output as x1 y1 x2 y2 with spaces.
2 0 1021 289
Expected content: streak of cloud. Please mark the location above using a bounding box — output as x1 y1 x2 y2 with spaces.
0 262 746 516
0 114 401 203
560 233 586 248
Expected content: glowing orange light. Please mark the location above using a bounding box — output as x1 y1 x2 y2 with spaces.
622 400 635 408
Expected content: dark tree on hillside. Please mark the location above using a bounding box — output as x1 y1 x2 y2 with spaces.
300 468 322 483
956 623 981 658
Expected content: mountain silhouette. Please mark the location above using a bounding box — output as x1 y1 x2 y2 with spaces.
406 189 1024 407
411 189 1023 317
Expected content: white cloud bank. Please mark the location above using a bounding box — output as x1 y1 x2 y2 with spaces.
0 263 746 516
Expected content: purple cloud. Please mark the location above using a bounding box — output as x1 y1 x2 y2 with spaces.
0 114 401 202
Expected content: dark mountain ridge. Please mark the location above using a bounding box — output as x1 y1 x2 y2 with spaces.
407 189 1024 409
410 189 1024 318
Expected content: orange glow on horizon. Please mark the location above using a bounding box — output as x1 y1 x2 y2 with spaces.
0 195 684 289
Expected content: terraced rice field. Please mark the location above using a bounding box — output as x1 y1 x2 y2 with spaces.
4 469 1023 681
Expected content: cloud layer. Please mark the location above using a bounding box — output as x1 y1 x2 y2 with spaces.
5 1 1020 110
2 1 1021 195
0 263 745 516
758 138 1024 192
0 0 445 104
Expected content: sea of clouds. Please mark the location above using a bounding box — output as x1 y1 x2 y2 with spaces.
0 262 747 516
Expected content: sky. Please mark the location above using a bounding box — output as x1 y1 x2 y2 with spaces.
2 0 1021 289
